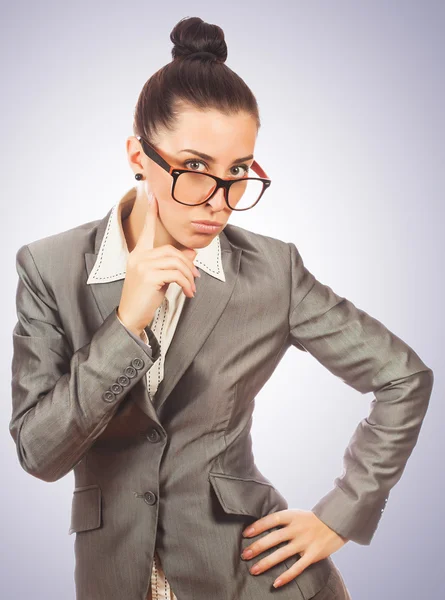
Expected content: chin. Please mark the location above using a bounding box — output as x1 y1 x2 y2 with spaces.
187 234 216 247
187 226 223 241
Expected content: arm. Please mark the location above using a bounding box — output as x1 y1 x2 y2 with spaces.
287 242 434 545
9 244 161 483
116 312 152 351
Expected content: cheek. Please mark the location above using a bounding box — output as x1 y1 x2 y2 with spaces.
149 172 172 202
157 191 190 225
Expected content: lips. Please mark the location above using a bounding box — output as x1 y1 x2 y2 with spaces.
192 220 223 226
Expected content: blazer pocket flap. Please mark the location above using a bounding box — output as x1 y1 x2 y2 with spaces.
68 484 102 535
208 472 288 518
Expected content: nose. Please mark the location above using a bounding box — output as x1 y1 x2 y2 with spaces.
206 186 228 211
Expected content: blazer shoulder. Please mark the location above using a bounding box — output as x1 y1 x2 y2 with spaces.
222 222 290 256
15 215 103 291
22 215 101 258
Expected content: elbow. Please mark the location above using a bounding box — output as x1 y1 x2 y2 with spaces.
10 425 65 484
420 367 434 398
14 444 62 483
413 367 434 419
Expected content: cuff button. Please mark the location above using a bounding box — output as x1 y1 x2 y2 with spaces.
103 390 115 402
111 383 123 394
125 366 137 378
131 358 144 370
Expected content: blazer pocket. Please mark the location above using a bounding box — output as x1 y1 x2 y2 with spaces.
208 471 332 600
68 484 102 535
208 471 289 518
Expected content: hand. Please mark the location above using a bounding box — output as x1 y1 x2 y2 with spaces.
117 189 201 337
241 509 349 589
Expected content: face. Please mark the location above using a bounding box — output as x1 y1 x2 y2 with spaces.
126 104 258 251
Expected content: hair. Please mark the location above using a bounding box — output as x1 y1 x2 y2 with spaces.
133 16 261 146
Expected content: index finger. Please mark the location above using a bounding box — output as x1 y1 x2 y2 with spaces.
135 190 158 251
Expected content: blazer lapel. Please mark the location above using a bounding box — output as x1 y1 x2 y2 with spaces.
153 234 241 414
84 206 123 323
84 206 242 419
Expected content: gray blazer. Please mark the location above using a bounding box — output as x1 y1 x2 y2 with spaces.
9 205 434 600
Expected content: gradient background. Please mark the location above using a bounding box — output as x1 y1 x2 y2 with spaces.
2 2 444 599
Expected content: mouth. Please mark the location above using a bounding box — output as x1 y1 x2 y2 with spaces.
192 220 224 226
191 221 223 234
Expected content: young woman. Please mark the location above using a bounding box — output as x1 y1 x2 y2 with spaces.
10 15 433 600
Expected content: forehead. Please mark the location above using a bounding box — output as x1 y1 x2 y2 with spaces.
158 106 257 161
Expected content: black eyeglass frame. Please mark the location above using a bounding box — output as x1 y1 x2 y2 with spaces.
136 135 272 211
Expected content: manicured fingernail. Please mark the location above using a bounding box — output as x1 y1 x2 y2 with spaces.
243 527 255 536
273 578 283 588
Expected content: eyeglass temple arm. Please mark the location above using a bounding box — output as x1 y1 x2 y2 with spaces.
251 160 270 180
136 136 172 172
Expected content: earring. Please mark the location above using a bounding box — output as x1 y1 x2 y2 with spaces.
135 173 143 180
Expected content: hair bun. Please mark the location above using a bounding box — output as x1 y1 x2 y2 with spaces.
170 16 227 63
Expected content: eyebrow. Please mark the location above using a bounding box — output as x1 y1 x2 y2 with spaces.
178 148 254 165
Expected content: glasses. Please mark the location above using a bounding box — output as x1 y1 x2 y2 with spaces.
136 135 271 211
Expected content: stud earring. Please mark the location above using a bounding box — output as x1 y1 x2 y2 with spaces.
135 173 143 180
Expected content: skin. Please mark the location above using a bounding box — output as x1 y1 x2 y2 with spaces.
125 102 258 253
124 102 349 589
241 510 348 589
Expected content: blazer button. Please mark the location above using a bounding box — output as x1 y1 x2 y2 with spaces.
125 366 137 378
118 375 130 386
143 491 157 505
146 428 161 443
111 383 123 395
102 390 115 402
131 357 145 370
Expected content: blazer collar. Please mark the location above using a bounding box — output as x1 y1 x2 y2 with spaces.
86 186 225 286
83 186 241 420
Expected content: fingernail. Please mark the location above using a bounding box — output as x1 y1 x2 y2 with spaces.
243 527 255 536
273 578 283 588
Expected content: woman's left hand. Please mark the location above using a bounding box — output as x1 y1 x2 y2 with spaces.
241 509 349 589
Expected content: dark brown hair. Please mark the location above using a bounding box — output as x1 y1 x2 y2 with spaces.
133 16 260 145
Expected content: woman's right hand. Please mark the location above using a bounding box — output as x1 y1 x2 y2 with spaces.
117 191 200 337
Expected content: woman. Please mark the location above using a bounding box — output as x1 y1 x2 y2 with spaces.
10 15 433 600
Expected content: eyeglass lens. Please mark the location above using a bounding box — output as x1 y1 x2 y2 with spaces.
175 172 263 210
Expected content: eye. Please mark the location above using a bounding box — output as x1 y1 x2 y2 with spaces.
184 159 207 172
183 159 250 178
229 164 250 178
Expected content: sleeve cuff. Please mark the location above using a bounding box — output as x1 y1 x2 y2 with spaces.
115 309 152 354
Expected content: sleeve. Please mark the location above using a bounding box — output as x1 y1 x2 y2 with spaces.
116 311 152 354
9 244 161 483
287 242 434 545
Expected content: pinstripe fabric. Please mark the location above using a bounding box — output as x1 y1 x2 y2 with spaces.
10 184 433 599
89 188 225 599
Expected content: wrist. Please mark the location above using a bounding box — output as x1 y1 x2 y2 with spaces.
116 307 143 337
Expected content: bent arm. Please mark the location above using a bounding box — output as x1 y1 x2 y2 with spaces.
9 244 160 483
287 242 434 545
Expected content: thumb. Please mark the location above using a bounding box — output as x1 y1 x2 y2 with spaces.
136 191 158 251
